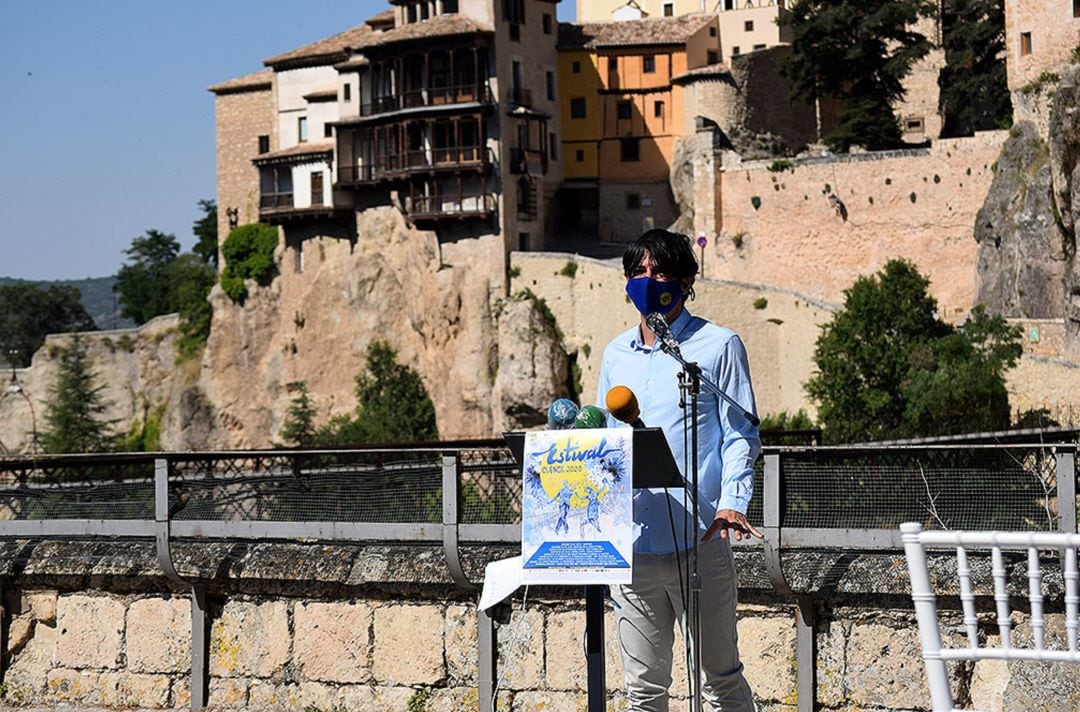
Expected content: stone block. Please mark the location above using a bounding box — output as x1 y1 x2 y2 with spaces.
294 600 371 683
495 607 545 690
511 689 588 710
970 657 1008 712
99 671 171 708
1000 614 1080 711
8 615 33 654
845 621 929 710
373 604 445 685
46 669 101 704
247 681 301 709
56 594 125 669
445 604 478 685
430 686 483 711
298 681 342 710
25 590 57 624
173 679 190 709
738 614 796 703
815 619 847 707
208 677 249 708
127 597 191 673
339 684 417 710
548 608 624 694
210 600 289 678
5 620 58 702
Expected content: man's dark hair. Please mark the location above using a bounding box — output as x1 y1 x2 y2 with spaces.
622 229 699 280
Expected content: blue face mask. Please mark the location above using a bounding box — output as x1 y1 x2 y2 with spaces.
626 276 682 316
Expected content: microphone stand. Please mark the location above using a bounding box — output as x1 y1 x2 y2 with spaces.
659 344 756 712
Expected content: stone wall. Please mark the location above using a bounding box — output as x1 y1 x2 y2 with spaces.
713 132 1009 316
2 541 1077 711
1005 0 1080 92
213 80 274 242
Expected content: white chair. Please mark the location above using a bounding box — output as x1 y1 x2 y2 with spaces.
901 522 1080 712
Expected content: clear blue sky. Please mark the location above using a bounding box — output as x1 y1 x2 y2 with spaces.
0 1 576 281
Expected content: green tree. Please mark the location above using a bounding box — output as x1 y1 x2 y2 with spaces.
114 229 181 324
192 199 219 268
279 382 317 448
170 254 216 359
782 0 936 151
40 336 118 453
220 223 279 302
0 283 97 367
939 0 1012 137
317 341 438 445
806 260 1021 443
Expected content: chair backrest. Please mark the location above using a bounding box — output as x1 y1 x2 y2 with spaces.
901 522 1080 712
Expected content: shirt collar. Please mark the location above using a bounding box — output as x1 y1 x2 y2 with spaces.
630 307 693 351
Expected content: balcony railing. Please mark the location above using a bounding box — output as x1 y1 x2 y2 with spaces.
359 84 494 117
259 192 294 209
407 192 497 220
338 146 494 185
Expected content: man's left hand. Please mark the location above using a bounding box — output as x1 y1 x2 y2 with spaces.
702 509 764 542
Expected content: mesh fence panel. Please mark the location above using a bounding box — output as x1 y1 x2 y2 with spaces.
779 446 1060 531
0 457 156 520
168 451 443 523
458 448 520 524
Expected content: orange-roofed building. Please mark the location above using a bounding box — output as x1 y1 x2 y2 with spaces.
557 15 720 243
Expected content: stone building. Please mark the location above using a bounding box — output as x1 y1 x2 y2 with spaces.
1005 0 1080 91
556 15 720 243
210 0 563 261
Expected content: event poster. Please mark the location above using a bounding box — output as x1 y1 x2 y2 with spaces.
521 428 633 584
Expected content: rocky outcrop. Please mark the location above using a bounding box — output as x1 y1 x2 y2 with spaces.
974 121 1068 318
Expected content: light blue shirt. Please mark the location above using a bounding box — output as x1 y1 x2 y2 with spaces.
596 308 759 554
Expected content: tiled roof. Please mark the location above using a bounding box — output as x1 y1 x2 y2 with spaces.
208 68 273 94
366 9 396 29
672 62 732 83
252 142 335 163
558 14 716 49
265 24 375 68
266 15 492 69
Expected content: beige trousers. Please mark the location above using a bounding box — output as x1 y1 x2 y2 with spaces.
611 537 755 712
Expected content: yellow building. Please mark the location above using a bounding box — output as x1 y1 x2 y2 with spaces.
557 15 719 243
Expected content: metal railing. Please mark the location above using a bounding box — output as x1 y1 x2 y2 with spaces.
259 192 293 209
407 192 497 220
0 442 1074 711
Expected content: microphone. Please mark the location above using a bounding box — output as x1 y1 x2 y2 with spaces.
547 398 579 430
605 385 645 428
645 312 681 356
574 404 608 429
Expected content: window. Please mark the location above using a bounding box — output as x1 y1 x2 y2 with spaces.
543 13 552 33
549 133 558 162
1075 0 1080 18
298 116 308 143
745 20 754 31
617 100 632 119
575 149 585 162
906 117 925 132
570 97 586 119
258 135 270 154
626 193 641 210
407 4 417 22
724 0 734 9
654 100 664 118
343 83 351 102
710 26 717 37
1020 32 1032 56
609 57 618 73
510 22 520 41
572 60 581 74
444 0 458 11
753 44 766 51
708 50 720 64
324 124 333 138
620 138 640 162
663 2 673 16
731 46 740 56
311 172 324 205
546 71 555 100
643 55 656 73
519 232 530 250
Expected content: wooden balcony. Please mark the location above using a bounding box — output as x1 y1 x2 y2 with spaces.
339 146 493 185
359 83 493 118
406 191 496 222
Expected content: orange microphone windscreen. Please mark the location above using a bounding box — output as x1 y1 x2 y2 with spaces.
605 385 640 424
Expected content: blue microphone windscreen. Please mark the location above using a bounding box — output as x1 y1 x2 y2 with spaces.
547 399 580 429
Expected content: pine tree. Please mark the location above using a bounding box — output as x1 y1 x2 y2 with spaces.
40 336 118 453
279 382 317 448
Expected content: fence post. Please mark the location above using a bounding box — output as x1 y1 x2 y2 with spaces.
191 584 209 710
442 452 473 588
1057 450 1077 533
478 604 497 712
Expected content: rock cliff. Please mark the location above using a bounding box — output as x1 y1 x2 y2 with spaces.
0 208 569 451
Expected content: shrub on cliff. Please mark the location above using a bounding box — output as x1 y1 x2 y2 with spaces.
806 260 1021 443
220 223 279 303
316 341 438 445
40 335 119 454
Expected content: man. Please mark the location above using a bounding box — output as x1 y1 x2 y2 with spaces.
596 229 762 711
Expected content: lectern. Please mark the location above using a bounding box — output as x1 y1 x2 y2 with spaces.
505 428 684 712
